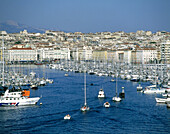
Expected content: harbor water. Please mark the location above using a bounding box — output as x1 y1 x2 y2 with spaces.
0 65 170 134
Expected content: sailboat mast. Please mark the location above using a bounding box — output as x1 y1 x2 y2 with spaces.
84 68 87 106
115 62 118 97
116 72 117 97
2 35 5 87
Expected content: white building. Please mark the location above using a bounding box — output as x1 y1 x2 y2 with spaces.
160 40 170 63
136 47 157 64
38 47 70 61
71 46 93 61
8 47 37 61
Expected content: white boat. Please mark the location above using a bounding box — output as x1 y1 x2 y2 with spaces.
80 69 90 112
30 84 38 89
165 88 170 93
162 93 170 97
65 73 68 77
155 97 170 103
104 102 110 108
30 72 36 77
112 73 121 102
112 96 122 102
39 79 46 86
98 88 105 98
64 114 71 120
111 79 115 82
46 78 53 83
137 83 143 91
0 88 40 106
80 105 90 112
167 103 170 108
143 87 166 94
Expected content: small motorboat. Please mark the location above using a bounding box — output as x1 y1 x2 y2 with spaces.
64 114 71 120
155 97 170 103
137 83 143 91
111 79 115 82
30 84 38 89
104 102 110 108
65 73 68 77
112 96 122 102
46 79 53 84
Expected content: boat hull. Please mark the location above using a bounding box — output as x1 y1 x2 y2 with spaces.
112 97 121 102
0 97 40 106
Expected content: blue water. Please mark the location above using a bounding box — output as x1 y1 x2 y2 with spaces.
0 65 170 134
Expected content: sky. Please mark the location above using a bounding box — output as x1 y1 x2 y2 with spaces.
0 0 170 33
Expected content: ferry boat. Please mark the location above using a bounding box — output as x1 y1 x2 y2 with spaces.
0 87 40 106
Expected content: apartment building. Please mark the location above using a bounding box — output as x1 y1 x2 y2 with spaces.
160 40 170 63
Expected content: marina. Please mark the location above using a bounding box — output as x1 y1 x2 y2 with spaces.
0 0 170 133
0 64 169 133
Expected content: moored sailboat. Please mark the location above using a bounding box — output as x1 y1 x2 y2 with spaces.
112 74 122 102
80 69 90 112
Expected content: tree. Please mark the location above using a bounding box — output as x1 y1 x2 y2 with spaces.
14 41 21 44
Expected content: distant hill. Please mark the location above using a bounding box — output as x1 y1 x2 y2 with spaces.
0 20 46 33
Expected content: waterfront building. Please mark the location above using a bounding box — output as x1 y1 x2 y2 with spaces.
160 40 170 64
133 47 157 64
107 50 116 62
71 46 92 61
8 47 37 62
92 49 107 61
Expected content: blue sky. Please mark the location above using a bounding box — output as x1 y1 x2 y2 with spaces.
0 0 170 33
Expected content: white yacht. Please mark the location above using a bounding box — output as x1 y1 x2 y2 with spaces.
143 87 166 94
98 88 105 98
0 88 40 106
155 97 170 103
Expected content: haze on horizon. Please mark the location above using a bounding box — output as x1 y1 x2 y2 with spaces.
0 0 170 33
